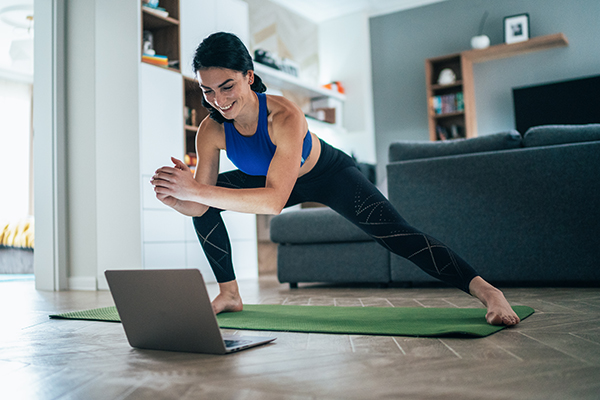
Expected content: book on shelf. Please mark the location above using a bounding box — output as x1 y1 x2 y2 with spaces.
455 92 464 111
142 5 169 18
142 54 169 67
431 92 464 115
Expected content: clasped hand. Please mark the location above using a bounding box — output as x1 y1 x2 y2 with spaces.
151 157 199 203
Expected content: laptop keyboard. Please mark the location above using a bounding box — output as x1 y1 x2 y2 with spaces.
225 339 253 348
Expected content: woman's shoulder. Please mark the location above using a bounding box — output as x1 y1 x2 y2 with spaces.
265 93 296 109
197 115 226 148
199 115 225 132
265 94 304 123
264 94 308 145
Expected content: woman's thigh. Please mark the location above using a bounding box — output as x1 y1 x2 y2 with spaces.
216 170 266 190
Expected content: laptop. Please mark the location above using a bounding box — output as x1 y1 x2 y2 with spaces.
104 269 276 355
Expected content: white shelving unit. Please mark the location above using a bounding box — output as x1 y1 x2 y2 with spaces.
254 62 346 132
254 62 346 102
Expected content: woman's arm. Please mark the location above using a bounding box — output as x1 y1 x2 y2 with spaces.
151 118 221 217
152 96 307 215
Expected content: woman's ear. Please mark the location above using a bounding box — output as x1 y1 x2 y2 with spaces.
247 70 255 86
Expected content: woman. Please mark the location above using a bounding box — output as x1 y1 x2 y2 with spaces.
151 32 520 326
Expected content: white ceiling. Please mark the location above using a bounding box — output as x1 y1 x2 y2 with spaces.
270 0 446 23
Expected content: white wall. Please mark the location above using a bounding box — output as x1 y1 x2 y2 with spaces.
34 0 68 290
66 0 98 289
94 0 143 289
64 0 143 290
318 11 376 164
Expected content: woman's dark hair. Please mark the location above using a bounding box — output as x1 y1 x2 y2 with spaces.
193 32 267 124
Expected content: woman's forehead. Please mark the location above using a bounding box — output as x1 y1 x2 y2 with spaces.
197 68 244 86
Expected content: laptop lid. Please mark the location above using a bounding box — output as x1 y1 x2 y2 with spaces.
104 269 274 355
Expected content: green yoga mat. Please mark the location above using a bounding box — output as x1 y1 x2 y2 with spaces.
50 304 534 338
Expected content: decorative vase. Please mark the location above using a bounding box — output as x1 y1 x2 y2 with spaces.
471 34 490 49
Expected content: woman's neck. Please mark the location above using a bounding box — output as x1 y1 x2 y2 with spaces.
233 91 259 136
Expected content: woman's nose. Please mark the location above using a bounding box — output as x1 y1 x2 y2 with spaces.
214 93 225 107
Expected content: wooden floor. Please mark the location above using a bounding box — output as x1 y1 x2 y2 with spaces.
1 276 600 399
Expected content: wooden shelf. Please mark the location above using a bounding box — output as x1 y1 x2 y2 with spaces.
142 8 180 29
141 1 180 73
431 81 463 91
462 33 568 63
433 111 465 119
425 33 569 141
183 76 208 157
140 63 180 73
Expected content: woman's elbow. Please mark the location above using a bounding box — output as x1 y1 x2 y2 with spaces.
265 204 284 216
265 198 286 215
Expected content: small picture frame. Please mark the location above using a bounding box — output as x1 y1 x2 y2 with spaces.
504 13 530 44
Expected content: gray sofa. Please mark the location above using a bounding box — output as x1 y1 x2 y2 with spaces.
270 124 600 288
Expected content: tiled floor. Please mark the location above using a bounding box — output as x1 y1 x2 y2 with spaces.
1 276 599 399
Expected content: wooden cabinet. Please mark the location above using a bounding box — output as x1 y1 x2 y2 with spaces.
141 0 180 72
425 54 467 141
183 77 208 169
425 33 568 141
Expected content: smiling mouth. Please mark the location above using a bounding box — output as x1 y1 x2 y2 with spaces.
218 102 234 111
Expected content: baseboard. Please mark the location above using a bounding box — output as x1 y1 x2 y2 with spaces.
68 276 97 291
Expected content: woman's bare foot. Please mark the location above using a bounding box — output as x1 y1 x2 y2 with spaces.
469 276 520 326
212 280 244 314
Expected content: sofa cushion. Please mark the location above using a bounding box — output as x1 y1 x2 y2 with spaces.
523 124 600 147
388 131 522 162
277 241 390 283
270 207 372 244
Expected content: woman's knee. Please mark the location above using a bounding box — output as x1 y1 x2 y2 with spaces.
192 206 220 225
192 205 211 219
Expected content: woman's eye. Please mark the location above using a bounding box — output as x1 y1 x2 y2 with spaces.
223 85 233 91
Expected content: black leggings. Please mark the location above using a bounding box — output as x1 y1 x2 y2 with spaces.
192 140 478 293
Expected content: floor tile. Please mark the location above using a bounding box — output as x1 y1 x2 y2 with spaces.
1 277 599 399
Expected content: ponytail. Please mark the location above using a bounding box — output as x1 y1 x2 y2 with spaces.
250 73 267 93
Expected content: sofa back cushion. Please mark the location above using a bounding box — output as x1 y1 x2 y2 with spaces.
388 131 522 162
523 124 600 147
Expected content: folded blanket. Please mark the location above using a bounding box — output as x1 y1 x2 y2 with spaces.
0 217 34 249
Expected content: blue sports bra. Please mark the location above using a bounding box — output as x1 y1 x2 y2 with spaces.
224 92 312 176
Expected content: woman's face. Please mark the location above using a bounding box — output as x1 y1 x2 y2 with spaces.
197 67 254 120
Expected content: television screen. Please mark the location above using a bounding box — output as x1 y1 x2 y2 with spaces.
512 75 600 135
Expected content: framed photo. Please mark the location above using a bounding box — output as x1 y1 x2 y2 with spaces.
504 13 530 44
